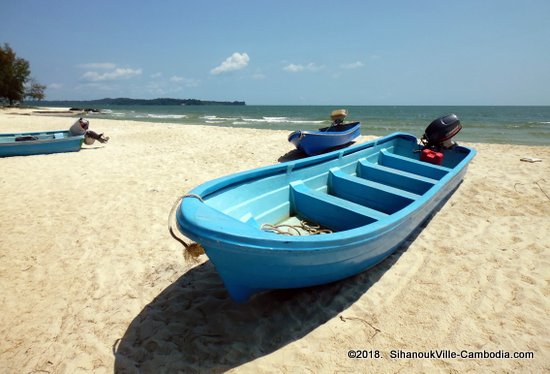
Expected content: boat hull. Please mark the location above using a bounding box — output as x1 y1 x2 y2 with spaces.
288 122 361 155
0 130 84 157
176 132 476 302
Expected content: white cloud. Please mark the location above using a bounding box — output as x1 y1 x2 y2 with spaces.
211 52 250 75
78 62 117 69
81 67 142 82
169 75 185 82
283 63 304 72
283 62 324 73
47 83 63 90
341 61 364 69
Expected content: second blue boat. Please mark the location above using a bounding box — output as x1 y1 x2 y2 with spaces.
288 109 361 156
0 130 84 157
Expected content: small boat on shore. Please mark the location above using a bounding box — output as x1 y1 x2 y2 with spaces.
288 109 361 155
175 115 476 302
0 130 84 157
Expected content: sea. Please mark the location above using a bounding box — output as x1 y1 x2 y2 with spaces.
44 104 550 146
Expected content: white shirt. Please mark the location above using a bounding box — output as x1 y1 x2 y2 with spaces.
69 119 89 136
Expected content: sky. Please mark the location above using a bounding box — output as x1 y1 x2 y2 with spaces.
1 0 549 105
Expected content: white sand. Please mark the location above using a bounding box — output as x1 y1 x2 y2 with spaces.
0 110 548 373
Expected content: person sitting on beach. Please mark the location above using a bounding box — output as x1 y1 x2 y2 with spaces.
330 109 348 126
69 118 109 144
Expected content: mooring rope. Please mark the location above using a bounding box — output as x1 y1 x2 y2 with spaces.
514 179 550 202
168 193 332 258
168 194 205 257
261 220 333 236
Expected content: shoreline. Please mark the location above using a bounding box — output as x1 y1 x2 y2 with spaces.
0 110 549 372
0 106 88 117
3 106 550 147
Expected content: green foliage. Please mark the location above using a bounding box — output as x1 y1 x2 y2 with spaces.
0 43 31 106
25 78 46 101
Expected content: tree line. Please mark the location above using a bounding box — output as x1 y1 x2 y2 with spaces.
0 43 46 106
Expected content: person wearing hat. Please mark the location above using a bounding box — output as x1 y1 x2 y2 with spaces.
69 118 110 144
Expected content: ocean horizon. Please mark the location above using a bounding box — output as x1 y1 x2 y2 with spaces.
39 103 550 146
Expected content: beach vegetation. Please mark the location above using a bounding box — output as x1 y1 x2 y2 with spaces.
24 78 46 102
0 43 45 106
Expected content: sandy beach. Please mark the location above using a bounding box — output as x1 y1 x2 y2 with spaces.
0 109 549 373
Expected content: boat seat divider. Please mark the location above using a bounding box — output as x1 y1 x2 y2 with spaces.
358 160 437 195
289 181 387 231
329 168 418 214
379 149 451 179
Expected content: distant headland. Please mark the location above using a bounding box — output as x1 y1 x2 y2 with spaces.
38 98 246 106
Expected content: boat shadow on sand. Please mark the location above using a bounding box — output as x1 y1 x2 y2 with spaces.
114 256 398 373
112 188 458 373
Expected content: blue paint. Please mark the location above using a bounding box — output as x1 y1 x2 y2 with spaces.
288 122 361 155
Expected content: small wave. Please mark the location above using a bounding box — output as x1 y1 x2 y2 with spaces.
263 116 288 121
241 117 294 123
241 117 271 123
288 120 325 124
507 122 550 129
145 114 187 119
241 117 325 124
201 115 237 121
95 110 126 117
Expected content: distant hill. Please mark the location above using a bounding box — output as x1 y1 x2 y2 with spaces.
37 98 246 106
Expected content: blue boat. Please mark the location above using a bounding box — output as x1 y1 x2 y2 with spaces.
288 121 361 156
175 131 476 302
0 130 84 157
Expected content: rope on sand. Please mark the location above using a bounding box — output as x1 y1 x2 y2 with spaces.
513 179 550 202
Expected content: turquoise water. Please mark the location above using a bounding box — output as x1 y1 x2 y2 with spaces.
56 104 550 146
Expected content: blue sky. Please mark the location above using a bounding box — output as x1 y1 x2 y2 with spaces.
1 0 549 105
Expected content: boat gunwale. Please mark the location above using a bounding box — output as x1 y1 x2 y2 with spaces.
288 122 361 139
0 130 84 146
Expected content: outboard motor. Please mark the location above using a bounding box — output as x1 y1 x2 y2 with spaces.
421 114 462 149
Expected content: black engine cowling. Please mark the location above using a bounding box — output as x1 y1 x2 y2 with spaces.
422 114 462 148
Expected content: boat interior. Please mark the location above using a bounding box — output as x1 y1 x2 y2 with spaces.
0 132 68 143
316 121 360 133
206 135 470 234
